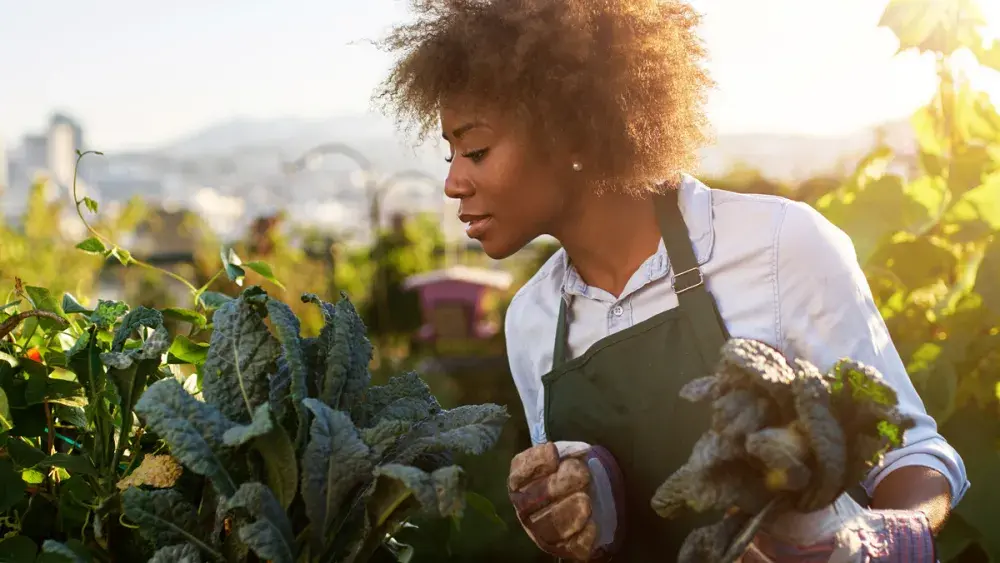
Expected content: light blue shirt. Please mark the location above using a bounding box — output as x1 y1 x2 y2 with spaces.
503 174 969 507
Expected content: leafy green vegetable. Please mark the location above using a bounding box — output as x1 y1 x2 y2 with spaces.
301 397 375 550
88 300 129 330
303 293 373 410
224 483 297 563
125 287 508 563
122 488 218 557
374 464 467 520
652 339 915 563
264 298 310 446
201 288 279 423
149 544 203 563
112 307 164 353
134 378 238 497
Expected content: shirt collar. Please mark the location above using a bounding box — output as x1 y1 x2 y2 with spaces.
559 173 716 299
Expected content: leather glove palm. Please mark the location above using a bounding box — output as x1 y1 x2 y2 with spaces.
507 441 625 562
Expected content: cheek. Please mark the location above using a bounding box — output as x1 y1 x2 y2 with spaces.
486 154 552 209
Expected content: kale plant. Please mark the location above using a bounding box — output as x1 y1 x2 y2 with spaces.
651 338 915 563
124 286 509 563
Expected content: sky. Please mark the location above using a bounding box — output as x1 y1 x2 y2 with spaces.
2 0 999 151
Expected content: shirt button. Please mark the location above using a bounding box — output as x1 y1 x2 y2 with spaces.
612 305 624 317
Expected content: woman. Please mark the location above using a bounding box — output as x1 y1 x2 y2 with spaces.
375 1 968 561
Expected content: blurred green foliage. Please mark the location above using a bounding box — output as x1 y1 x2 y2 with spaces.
1 0 999 560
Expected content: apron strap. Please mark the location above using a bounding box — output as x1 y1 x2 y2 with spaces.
553 297 570 367
653 188 729 365
551 187 728 368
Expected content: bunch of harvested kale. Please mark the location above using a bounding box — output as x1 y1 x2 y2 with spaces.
651 339 915 562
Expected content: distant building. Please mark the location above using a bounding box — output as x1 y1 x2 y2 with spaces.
50 113 83 152
48 113 83 188
22 135 47 172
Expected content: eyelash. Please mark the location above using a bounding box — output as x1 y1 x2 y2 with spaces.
445 148 489 164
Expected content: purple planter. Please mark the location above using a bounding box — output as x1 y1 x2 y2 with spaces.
403 266 513 344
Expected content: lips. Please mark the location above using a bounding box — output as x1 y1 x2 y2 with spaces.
459 213 493 239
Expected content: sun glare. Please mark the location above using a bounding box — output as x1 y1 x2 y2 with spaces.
969 2 1000 103
985 2 1000 40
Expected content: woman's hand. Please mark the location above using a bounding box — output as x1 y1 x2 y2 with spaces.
507 442 624 561
743 493 937 563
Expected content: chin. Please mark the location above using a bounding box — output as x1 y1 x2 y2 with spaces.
478 234 525 261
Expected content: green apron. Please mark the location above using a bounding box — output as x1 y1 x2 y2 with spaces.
541 188 729 561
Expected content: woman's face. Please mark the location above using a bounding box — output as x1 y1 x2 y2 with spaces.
441 101 572 260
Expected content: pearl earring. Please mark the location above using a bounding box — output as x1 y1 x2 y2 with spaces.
572 162 583 172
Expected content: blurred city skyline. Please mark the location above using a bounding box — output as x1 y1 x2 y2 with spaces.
3 0 999 152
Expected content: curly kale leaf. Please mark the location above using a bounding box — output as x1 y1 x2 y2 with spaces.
122 488 220 559
135 378 239 497
656 338 918 561
225 482 297 563
372 464 467 521
303 293 372 410
202 288 281 423
265 298 311 446
86 299 129 330
790 359 846 512
223 403 299 511
112 306 164 353
352 371 441 429
269 355 292 419
828 358 914 448
391 404 509 466
300 398 374 551
223 403 277 447
361 420 416 460
149 544 203 563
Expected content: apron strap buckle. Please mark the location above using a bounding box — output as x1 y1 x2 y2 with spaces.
673 266 704 295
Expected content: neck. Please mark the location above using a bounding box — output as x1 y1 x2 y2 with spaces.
552 191 662 298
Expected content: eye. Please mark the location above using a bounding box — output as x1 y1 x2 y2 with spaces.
444 154 454 164
462 148 489 163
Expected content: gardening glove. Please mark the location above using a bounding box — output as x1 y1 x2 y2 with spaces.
507 441 626 562
741 493 936 563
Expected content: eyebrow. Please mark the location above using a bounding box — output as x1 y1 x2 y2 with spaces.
442 121 486 140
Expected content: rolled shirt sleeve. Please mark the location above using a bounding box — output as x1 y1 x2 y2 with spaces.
775 200 970 507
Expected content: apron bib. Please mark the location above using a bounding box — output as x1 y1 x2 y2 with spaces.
541 188 730 561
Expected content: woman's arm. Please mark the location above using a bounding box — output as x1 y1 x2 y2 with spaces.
773 200 969 521
871 465 952 533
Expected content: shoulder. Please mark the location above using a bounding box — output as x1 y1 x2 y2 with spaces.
773 197 859 277
702 183 856 274
693 181 793 253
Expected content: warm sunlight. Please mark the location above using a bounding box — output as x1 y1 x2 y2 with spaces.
3 2 1000 562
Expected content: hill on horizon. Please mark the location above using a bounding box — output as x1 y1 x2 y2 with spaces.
148 112 916 183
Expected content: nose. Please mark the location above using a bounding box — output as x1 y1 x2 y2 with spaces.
444 169 474 201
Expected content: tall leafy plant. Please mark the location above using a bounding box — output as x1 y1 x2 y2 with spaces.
0 282 184 561
123 287 508 563
815 0 1000 559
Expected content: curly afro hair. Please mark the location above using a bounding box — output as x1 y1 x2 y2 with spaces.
374 0 715 194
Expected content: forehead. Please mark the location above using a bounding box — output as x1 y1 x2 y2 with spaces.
440 97 506 137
